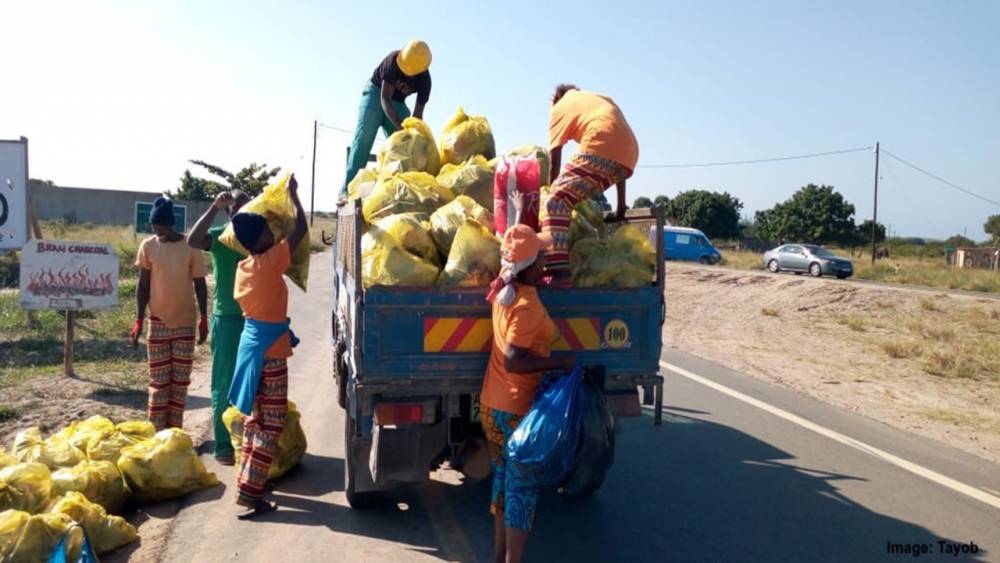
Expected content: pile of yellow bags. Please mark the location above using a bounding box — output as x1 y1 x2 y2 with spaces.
0 463 52 514
51 460 129 514
0 510 84 561
362 227 440 287
571 224 656 288
12 428 85 470
362 171 454 224
117 428 219 504
379 118 441 177
219 174 311 290
49 492 136 554
439 107 496 166
372 213 440 266
222 401 307 480
436 155 495 211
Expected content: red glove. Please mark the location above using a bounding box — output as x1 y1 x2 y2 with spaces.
198 316 209 344
129 318 143 345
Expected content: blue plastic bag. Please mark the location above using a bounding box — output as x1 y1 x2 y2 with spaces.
507 364 584 486
48 528 98 563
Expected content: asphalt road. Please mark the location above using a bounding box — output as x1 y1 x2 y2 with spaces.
155 251 999 562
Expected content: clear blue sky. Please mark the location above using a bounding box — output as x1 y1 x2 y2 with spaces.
5 0 998 239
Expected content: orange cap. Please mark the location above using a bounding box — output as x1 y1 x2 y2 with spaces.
501 225 553 263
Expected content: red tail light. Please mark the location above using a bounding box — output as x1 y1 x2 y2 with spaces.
374 399 437 426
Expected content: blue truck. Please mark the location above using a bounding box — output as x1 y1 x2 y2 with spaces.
332 201 666 508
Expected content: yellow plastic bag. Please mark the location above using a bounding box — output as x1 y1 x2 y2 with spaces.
116 428 219 504
0 463 52 514
49 491 136 554
436 155 495 211
372 213 440 266
438 220 501 287
12 428 85 470
429 195 493 256
347 167 379 200
51 460 129 514
1 511 82 562
85 420 157 464
58 416 116 452
378 117 440 177
362 171 453 224
571 224 655 288
0 449 17 469
222 401 307 480
570 199 607 246
218 174 311 290
361 229 440 288
439 107 496 166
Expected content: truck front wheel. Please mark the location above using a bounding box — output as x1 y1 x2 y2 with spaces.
344 414 382 509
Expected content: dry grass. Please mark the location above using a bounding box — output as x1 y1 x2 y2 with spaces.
760 307 780 317
919 299 939 312
837 315 867 332
920 408 1000 433
880 340 921 359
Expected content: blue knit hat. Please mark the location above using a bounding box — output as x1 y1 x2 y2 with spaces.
150 197 175 227
231 212 268 251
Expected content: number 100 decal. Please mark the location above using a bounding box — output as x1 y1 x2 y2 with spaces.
603 319 630 349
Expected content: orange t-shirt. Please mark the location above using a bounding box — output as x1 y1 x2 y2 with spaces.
135 237 207 328
549 89 639 171
234 240 292 358
480 286 559 416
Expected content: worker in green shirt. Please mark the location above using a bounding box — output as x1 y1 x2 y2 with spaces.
188 189 251 464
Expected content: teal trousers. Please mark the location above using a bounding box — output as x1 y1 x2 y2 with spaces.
210 314 244 457
341 82 411 196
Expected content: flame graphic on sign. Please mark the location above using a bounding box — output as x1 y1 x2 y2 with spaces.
26 265 114 297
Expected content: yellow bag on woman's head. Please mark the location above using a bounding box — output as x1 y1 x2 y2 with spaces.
218 174 311 290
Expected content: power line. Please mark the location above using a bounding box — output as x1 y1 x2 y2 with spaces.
317 122 354 134
880 149 1000 208
637 146 873 169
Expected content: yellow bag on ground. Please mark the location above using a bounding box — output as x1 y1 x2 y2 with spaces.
12 428 85 470
436 155 495 211
116 428 219 504
51 460 129 514
372 213 439 266
85 420 157 464
0 463 51 514
362 171 453 224
379 117 440 177
438 220 501 287
361 229 440 288
49 491 136 554
571 224 655 288
57 416 116 452
0 449 17 469
347 167 379 200
222 401 307 480
439 108 496 166
429 195 493 256
218 174 311 290
1 511 82 562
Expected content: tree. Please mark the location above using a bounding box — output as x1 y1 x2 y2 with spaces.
170 160 281 201
944 234 976 248
591 192 612 211
653 195 670 210
985 214 1000 245
633 196 653 209
857 219 886 246
664 190 743 239
754 184 858 245
29 178 56 189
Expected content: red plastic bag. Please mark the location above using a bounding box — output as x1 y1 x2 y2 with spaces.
493 155 541 235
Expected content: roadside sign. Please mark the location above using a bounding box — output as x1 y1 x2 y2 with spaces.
135 201 186 234
0 138 29 249
19 240 119 310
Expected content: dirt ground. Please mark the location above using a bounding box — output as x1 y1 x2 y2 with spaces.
665 263 1000 464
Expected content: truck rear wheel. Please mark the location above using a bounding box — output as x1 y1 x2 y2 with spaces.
344 414 382 509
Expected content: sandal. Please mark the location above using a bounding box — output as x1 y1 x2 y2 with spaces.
237 500 277 520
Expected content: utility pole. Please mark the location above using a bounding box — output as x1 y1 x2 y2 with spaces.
309 119 317 227
871 142 880 265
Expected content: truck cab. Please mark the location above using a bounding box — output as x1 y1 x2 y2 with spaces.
652 226 721 265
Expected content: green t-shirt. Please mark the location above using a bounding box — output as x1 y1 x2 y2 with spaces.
208 225 244 317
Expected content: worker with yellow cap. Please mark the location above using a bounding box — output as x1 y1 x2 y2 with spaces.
342 40 432 197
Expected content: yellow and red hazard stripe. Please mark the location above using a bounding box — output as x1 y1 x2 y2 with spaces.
423 317 601 353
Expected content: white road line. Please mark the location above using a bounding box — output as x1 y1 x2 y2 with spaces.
660 360 1000 512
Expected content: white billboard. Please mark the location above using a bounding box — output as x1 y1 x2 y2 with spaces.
0 138 28 250
19 240 119 310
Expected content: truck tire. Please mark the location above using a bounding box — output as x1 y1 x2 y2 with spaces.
335 342 347 409
344 414 382 509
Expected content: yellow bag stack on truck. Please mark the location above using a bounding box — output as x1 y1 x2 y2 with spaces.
379 117 441 177
438 107 496 166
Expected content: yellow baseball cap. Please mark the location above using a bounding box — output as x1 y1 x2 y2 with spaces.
397 40 431 76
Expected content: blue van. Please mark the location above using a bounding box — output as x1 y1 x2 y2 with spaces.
650 226 722 264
